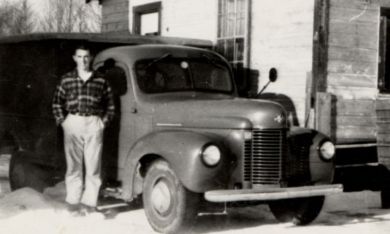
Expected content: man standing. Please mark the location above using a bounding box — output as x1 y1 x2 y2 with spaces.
52 44 115 215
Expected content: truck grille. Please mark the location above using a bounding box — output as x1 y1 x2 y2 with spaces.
243 129 286 185
284 135 311 185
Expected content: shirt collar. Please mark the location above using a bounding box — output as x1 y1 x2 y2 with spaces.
72 69 97 81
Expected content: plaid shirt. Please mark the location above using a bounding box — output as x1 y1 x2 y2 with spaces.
52 69 115 125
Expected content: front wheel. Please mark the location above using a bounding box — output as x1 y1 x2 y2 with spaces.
142 159 200 233
268 196 325 225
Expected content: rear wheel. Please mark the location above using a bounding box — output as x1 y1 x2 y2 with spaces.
9 151 49 192
269 196 324 225
143 159 199 233
381 190 390 208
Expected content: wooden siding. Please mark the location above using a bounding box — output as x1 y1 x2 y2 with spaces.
251 0 315 126
326 0 380 143
101 0 129 33
377 96 390 168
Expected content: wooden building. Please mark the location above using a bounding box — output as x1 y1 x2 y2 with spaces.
87 0 390 173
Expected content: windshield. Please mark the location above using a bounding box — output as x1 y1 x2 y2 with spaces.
135 56 233 94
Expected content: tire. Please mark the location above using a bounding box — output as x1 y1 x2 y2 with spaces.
268 196 325 225
9 151 49 192
9 151 26 191
380 168 390 209
381 189 390 208
142 159 199 233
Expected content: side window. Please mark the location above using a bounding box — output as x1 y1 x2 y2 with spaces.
97 59 128 119
98 59 128 97
105 66 128 97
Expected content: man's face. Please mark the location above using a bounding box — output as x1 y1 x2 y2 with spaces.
73 49 92 70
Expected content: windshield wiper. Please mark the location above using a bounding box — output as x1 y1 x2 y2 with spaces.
145 53 171 68
201 53 226 70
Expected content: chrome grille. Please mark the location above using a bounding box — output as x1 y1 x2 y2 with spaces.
244 129 286 185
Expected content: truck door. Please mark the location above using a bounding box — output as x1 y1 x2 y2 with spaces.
95 59 136 182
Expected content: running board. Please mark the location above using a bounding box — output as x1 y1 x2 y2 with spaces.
97 203 128 211
204 184 343 203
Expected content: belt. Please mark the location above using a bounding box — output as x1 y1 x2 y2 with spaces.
70 112 95 117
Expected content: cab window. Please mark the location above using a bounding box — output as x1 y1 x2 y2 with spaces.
135 56 233 94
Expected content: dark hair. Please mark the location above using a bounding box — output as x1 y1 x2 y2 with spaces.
74 43 92 55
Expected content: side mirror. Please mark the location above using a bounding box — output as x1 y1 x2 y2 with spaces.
269 68 278 82
257 67 278 97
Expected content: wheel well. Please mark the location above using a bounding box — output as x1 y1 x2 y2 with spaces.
138 154 163 177
131 154 163 197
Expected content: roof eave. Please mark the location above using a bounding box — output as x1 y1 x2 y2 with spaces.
0 32 213 48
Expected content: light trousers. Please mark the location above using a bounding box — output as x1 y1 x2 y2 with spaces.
62 114 104 207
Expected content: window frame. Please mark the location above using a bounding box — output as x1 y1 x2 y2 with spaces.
217 0 250 66
217 0 251 96
133 2 162 36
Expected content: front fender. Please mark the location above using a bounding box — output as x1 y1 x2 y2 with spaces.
121 130 230 200
289 127 334 184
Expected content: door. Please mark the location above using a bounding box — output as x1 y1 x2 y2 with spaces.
96 60 136 181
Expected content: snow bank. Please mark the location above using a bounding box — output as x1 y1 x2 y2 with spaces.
0 187 65 219
0 181 388 234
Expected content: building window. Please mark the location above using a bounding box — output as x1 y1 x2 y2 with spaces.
133 2 161 36
217 0 248 65
217 0 250 95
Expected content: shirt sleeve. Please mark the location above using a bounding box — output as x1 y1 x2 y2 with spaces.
52 81 66 125
102 80 116 125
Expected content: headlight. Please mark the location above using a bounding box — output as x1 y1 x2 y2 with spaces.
319 141 335 161
201 144 221 167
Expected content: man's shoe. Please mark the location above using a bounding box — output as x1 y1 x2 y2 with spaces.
79 204 98 215
66 203 83 217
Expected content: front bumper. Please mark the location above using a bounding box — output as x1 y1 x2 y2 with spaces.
204 184 343 202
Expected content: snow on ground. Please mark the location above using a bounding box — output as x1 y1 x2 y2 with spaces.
0 182 389 234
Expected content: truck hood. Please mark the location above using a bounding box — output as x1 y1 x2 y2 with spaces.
149 93 287 129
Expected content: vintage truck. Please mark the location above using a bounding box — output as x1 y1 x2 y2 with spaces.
0 33 342 233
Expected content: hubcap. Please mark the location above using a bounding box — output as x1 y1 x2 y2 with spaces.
151 179 172 215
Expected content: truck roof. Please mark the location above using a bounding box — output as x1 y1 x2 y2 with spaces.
94 44 223 64
0 32 213 48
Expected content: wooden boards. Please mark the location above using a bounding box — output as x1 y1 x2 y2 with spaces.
316 92 376 143
101 0 129 33
377 96 390 168
325 0 379 143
